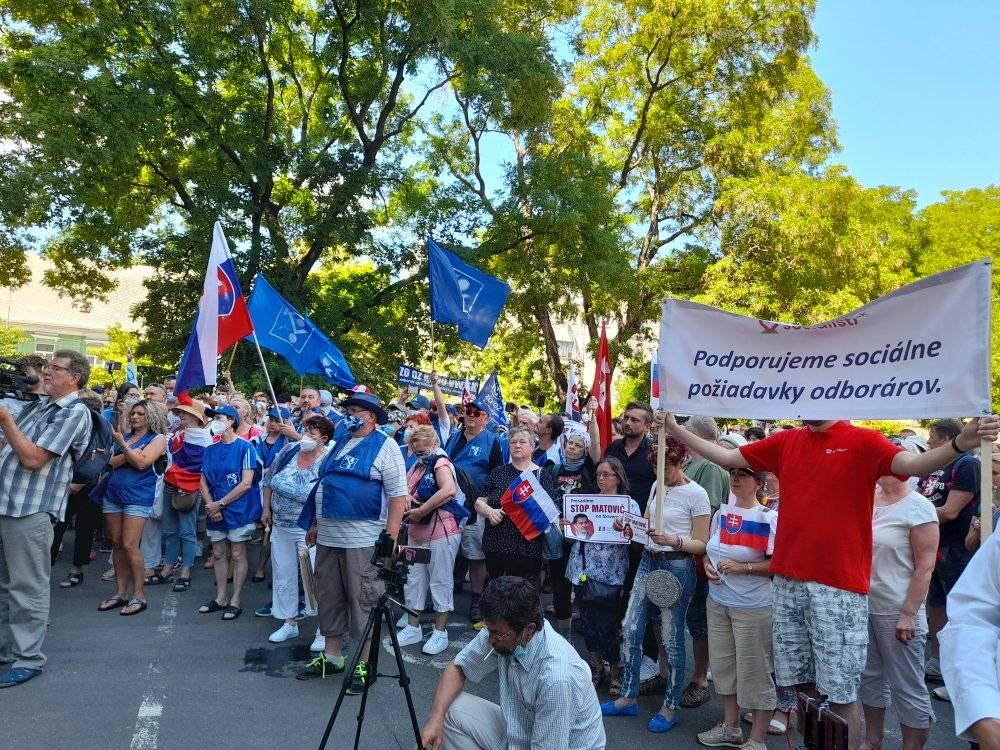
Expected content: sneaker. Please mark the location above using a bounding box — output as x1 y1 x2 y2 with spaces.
740 740 767 750
397 624 423 647
925 657 943 681
310 630 326 653
639 655 660 681
346 661 370 695
932 685 950 702
268 623 299 643
681 681 711 708
396 612 409 629
422 629 449 655
469 603 483 629
296 654 344 680
697 722 744 747
254 604 272 618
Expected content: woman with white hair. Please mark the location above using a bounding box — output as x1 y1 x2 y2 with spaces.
396 424 467 655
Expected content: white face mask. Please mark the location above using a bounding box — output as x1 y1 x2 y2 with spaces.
298 437 317 452
209 419 226 436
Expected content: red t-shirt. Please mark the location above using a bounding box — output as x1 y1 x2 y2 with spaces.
739 422 903 594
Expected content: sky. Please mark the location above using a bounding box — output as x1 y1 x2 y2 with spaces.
810 0 1000 206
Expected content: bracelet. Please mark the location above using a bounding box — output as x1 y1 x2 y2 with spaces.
672 535 684 550
746 562 752 575
951 436 963 453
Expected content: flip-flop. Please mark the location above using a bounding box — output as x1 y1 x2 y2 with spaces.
221 605 243 621
98 596 128 612
172 577 191 592
199 599 226 614
121 598 147 616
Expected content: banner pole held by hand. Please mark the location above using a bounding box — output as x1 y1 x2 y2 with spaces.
226 341 239 373
430 319 437 371
654 418 667 533
981 436 993 539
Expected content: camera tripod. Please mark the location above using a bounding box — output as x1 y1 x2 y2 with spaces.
317 590 425 750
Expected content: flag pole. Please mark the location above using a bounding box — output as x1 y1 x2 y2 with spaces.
430 319 437 370
226 341 239 373
249 329 285 424
654 418 667 533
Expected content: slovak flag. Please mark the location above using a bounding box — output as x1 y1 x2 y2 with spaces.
500 470 560 541
175 222 254 394
650 353 660 409
718 505 774 553
590 322 612 453
565 365 581 421
462 376 473 405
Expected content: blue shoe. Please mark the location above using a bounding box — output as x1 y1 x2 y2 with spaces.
0 667 42 688
254 604 272 618
601 699 639 716
647 712 680 733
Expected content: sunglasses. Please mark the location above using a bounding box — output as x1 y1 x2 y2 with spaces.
729 468 756 478
464 408 484 417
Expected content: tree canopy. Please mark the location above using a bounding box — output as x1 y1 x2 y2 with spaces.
1 1 996 406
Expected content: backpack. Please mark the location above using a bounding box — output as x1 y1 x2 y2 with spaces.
47 400 114 485
455 465 481 524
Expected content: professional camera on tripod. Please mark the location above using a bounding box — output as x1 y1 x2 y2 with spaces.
316 529 431 750
0 357 41 402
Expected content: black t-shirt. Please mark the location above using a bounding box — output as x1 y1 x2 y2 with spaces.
918 453 979 548
605 436 654 512
482 464 558 559
554 457 598 508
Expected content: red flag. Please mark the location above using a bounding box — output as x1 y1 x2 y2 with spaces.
590 323 612 453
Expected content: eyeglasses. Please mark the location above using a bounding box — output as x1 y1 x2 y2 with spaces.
485 627 517 643
596 472 617 479
43 363 72 374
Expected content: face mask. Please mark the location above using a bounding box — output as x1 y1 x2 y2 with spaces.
343 414 365 433
298 437 317 451
403 427 414 440
209 419 226 435
166 389 174 399
382 425 397 437
513 645 527 660
123 396 139 407
254 400 267 412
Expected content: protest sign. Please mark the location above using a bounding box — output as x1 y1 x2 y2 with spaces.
658 260 992 419
397 365 479 398
563 495 641 545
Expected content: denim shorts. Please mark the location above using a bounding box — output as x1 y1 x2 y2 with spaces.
207 522 257 543
103 499 153 519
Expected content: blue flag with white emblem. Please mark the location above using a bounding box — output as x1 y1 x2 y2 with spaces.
427 238 511 348
476 370 509 428
245 275 356 389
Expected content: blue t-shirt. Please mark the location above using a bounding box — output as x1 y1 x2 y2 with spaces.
204 439 262 530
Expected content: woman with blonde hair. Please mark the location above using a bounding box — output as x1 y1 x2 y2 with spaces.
397 425 467 655
97 400 169 616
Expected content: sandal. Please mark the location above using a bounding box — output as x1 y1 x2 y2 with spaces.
172 577 191 592
121 598 147 616
199 599 227 614
680 681 711 708
60 572 84 588
145 572 172 586
101 568 117 582
98 595 128 612
251 574 266 583
221 605 243 621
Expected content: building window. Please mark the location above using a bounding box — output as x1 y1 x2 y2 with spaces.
34 342 55 356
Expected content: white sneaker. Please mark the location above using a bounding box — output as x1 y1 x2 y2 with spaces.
396 612 409 629
310 630 326 653
268 623 300 643
422 629 449 655
397 624 423 647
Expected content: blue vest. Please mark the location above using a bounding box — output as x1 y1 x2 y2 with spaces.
415 457 470 522
107 432 161 507
255 434 289 469
314 430 389 522
446 429 499 495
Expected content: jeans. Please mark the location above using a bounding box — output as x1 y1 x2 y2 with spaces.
577 598 622 665
621 552 696 708
161 486 200 569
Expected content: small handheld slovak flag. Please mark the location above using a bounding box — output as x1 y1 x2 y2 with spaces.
500 470 560 541
175 222 254 394
590 323 612 453
462 376 474 405
650 351 660 409
565 365 581 421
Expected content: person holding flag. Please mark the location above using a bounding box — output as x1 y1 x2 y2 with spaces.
695 468 780 750
472 427 559 588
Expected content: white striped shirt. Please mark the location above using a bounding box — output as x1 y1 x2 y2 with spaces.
454 621 606 750
0 393 92 519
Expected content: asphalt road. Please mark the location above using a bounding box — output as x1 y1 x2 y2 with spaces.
3 537 967 750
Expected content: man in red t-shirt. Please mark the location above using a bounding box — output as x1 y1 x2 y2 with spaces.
660 413 998 750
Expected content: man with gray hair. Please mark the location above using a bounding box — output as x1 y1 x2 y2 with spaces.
678 415 731 708
0 349 93 688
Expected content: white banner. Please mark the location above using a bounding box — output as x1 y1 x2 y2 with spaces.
658 260 992 420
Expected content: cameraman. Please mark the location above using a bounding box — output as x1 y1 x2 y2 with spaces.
0 350 93 688
297 391 408 694
419 576 606 750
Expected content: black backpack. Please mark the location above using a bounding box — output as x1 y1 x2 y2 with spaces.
46 400 115 485
455 466 481 524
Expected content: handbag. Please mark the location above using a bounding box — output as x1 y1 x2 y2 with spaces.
541 521 564 560
169 485 199 513
797 694 848 749
575 543 622 605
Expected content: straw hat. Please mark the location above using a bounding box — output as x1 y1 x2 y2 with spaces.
171 400 208 426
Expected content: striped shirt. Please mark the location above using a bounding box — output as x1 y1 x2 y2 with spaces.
0 393 92 519
454 621 606 750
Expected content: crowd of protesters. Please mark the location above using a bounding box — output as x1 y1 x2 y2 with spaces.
1 352 999 750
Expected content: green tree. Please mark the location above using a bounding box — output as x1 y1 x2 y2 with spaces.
0 325 28 359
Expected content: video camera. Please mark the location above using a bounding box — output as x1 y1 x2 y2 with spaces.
0 357 41 402
370 530 430 597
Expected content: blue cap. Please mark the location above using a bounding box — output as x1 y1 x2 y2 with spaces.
445 404 458 415
406 394 431 410
206 404 240 428
268 406 291 420
469 397 489 412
